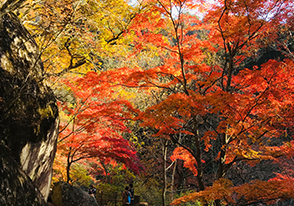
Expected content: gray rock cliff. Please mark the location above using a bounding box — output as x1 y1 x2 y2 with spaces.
0 8 58 205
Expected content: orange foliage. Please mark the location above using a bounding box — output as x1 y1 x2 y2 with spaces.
171 147 198 176
43 0 294 204
119 0 294 205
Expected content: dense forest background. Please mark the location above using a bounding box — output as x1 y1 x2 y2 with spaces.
13 0 294 205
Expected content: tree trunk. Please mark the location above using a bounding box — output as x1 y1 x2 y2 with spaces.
66 149 72 183
171 159 177 202
161 139 169 206
192 117 205 191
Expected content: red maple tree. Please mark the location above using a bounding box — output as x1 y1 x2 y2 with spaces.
54 0 294 205
57 74 143 183
104 0 294 205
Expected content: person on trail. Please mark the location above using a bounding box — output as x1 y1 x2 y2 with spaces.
88 184 97 197
122 186 131 205
129 183 134 201
89 184 98 205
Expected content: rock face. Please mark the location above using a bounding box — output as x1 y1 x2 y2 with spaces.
20 117 59 199
0 10 58 205
51 182 99 206
0 144 48 206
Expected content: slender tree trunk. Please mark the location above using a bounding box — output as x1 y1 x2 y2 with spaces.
226 53 234 92
214 51 234 206
66 118 75 183
192 117 205 191
161 139 168 206
192 117 209 206
66 149 72 183
101 161 110 184
215 133 228 206
171 159 177 202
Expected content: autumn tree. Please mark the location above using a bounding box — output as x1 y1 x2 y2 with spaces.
11 0 294 205
19 0 146 79
17 0 148 183
86 0 294 205
55 74 145 183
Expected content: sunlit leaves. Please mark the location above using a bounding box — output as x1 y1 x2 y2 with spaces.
55 69 145 182
118 0 294 205
172 177 294 205
171 178 235 205
171 147 198 176
20 0 144 81
18 0 294 204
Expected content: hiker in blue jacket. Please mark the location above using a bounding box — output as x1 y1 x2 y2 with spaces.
129 183 134 201
122 186 131 205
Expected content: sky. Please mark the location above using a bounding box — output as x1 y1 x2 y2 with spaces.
128 0 207 19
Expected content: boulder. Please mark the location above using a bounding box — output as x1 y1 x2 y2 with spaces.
0 6 58 205
51 181 99 206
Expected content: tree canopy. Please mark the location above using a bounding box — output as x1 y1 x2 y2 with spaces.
5 0 294 205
